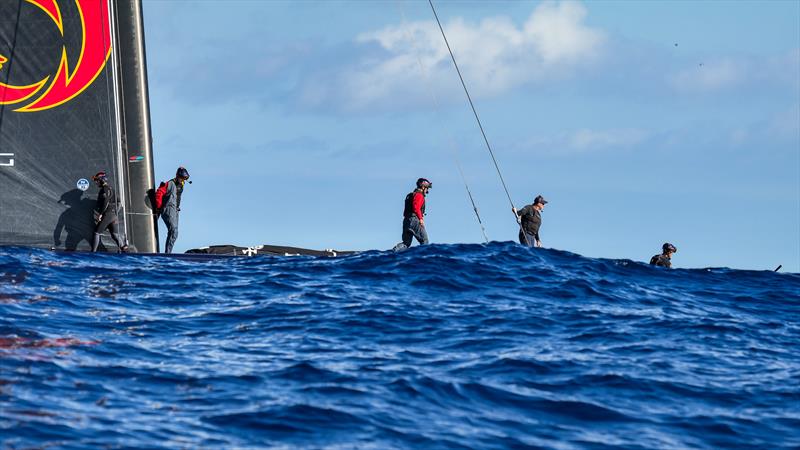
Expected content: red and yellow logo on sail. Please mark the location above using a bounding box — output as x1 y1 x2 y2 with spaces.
0 0 111 112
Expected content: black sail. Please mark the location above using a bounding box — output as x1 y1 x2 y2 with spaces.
0 0 156 252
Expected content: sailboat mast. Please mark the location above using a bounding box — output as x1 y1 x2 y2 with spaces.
113 0 158 253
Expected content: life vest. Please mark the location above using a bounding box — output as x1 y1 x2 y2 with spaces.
403 190 425 218
154 181 168 210
107 185 118 206
650 254 671 268
520 206 541 235
154 179 184 211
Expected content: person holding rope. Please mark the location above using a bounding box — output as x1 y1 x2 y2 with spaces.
512 195 547 248
90 171 128 253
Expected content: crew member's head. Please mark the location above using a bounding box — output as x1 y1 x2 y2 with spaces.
662 242 677 257
176 166 190 186
534 195 548 210
92 171 108 187
416 177 432 194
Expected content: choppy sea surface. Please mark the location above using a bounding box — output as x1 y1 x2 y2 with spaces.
1 243 798 449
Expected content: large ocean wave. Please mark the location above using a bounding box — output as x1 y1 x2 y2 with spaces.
1 243 798 448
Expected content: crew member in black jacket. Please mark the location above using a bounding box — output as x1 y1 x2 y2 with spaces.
512 195 548 247
91 171 127 252
650 243 677 268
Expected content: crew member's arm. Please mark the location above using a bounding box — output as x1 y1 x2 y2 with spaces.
97 186 111 220
514 205 530 224
413 192 425 224
532 209 542 247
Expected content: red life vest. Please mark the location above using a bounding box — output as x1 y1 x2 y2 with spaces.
154 181 167 210
403 190 426 219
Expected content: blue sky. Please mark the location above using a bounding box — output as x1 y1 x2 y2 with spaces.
142 0 799 272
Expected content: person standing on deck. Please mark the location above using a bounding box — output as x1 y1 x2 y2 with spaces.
512 195 548 248
394 178 432 251
161 166 190 254
91 171 128 252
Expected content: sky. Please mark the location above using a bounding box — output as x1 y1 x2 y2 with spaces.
142 0 799 272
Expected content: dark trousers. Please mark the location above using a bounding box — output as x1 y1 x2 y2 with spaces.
92 212 124 252
518 230 537 247
161 210 179 254
402 216 429 247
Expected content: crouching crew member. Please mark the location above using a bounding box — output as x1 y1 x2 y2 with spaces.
512 194 547 247
91 171 128 252
650 243 677 268
160 166 190 254
394 178 432 251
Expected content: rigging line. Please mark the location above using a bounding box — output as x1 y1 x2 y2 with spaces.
101 0 129 247
451 146 489 242
396 0 488 243
92 1 128 248
100 1 122 240
427 0 531 245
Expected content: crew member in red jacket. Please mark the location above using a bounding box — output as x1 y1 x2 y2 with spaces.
394 178 431 250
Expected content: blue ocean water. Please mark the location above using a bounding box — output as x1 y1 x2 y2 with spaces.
1 243 798 449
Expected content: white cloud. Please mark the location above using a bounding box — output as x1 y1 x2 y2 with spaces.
508 128 651 156
668 59 747 92
310 1 606 112
568 128 649 151
525 1 604 64
767 105 800 139
667 49 799 94
729 128 749 147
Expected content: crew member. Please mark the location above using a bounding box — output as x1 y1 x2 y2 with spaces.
650 243 677 268
395 178 431 250
161 166 190 254
512 195 548 247
91 171 128 252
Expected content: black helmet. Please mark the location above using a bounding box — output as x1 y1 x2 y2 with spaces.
662 243 677 253
416 178 432 189
92 171 107 183
176 166 190 179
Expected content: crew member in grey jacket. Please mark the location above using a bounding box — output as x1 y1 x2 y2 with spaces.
512 195 548 248
161 167 190 254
